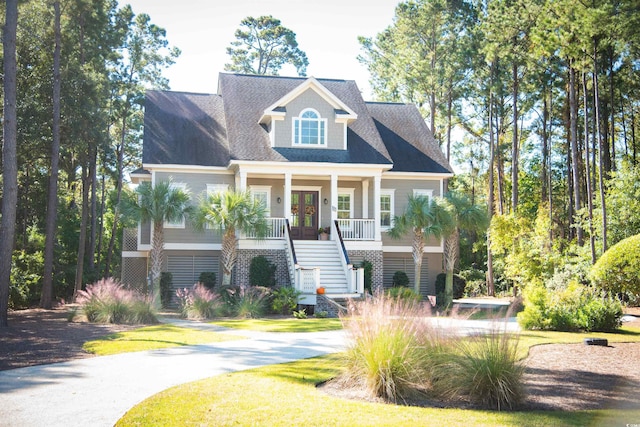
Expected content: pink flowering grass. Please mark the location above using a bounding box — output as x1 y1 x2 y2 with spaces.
176 283 223 319
76 278 157 324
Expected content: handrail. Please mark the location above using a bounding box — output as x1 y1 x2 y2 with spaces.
333 220 350 265
285 219 297 265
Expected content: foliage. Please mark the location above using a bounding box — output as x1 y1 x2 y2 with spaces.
438 332 525 410
224 15 308 76
391 271 410 288
590 234 640 298
192 190 268 287
220 285 271 318
159 272 173 308
435 273 467 300
271 286 301 315
360 259 373 292
176 283 222 320
385 286 422 302
10 249 43 309
76 278 157 324
459 268 487 297
314 310 328 318
249 255 277 288
292 308 308 319
518 283 623 332
198 272 216 290
340 293 435 401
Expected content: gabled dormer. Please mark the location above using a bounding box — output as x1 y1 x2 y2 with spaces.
259 77 357 150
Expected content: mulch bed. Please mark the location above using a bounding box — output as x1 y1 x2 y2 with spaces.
1 306 639 412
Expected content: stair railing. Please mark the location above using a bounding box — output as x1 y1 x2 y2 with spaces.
333 220 364 295
283 220 298 288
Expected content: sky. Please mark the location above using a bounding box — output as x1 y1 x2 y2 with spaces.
119 0 401 99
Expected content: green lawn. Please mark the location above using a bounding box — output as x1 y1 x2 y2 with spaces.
82 324 243 355
116 325 640 426
212 317 343 332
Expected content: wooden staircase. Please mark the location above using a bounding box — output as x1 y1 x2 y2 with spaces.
294 240 349 294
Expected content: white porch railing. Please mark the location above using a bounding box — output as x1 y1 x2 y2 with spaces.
333 220 365 295
336 218 375 240
245 217 287 239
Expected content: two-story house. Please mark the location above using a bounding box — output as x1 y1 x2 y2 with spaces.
121 73 453 305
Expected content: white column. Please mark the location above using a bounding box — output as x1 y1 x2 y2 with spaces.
374 174 381 241
330 173 338 240
362 178 369 218
238 171 247 191
284 172 292 222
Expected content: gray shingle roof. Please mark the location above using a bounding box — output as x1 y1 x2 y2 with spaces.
366 102 453 174
142 73 452 174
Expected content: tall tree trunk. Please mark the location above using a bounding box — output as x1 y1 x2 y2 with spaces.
149 221 164 307
74 165 91 296
221 228 238 286
444 229 458 307
541 88 549 204
96 166 107 274
511 62 519 213
412 229 425 296
632 106 637 165
594 41 608 253
0 0 18 327
446 81 453 162
41 1 62 309
582 71 597 264
608 46 616 172
569 65 584 245
105 113 128 277
486 69 495 297
88 147 98 274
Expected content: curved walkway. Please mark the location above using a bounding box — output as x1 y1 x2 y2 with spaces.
0 320 346 427
0 316 520 427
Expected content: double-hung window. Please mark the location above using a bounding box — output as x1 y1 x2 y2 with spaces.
293 108 326 146
250 185 271 216
380 189 395 230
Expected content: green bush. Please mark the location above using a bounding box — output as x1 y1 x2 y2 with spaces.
386 286 421 302
459 268 486 297
439 332 525 410
391 271 409 288
10 249 43 309
360 260 373 293
221 285 271 318
176 283 222 320
249 256 277 288
435 273 467 300
590 233 640 298
198 272 216 290
518 283 623 332
76 278 157 324
160 272 173 308
271 286 300 315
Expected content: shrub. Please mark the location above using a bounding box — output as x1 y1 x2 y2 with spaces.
271 286 300 315
314 310 328 318
221 285 271 318
176 283 222 320
391 271 409 288
518 282 623 332
438 331 525 410
435 273 467 300
10 249 43 309
160 272 173 308
360 260 373 293
76 278 157 324
293 308 307 319
590 233 640 298
340 293 436 401
385 286 421 302
198 272 216 290
459 268 486 297
249 256 277 288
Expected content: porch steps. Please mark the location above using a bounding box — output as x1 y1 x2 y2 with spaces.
294 240 349 294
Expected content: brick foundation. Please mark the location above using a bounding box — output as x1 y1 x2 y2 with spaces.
234 249 290 287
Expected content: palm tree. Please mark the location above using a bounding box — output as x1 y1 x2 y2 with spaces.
388 195 453 295
441 193 488 307
122 181 191 306
192 190 268 286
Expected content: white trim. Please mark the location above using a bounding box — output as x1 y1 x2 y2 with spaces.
380 189 395 231
231 160 392 176
413 189 434 199
383 245 444 253
164 243 223 250
142 164 234 174
383 171 453 180
238 240 286 250
344 241 383 251
122 251 148 258
290 185 323 229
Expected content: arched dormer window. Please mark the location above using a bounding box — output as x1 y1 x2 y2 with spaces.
292 108 326 146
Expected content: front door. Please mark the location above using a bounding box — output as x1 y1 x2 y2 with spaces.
290 191 319 240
